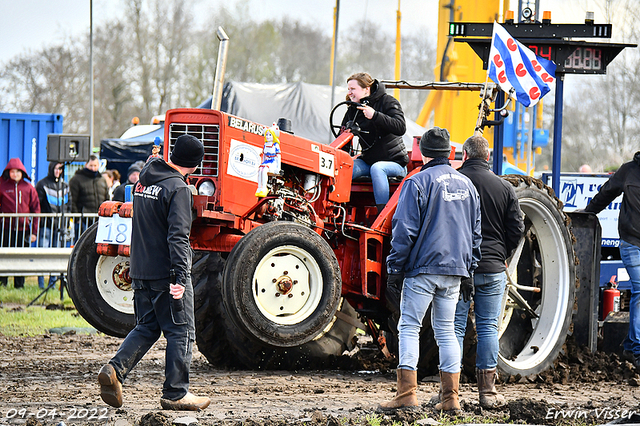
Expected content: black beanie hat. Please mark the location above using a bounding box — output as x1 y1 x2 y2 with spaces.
127 160 145 177
420 127 451 158
170 135 204 168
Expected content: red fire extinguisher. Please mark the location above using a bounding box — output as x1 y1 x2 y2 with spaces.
603 275 621 320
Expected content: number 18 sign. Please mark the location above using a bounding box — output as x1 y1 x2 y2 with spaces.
95 215 132 245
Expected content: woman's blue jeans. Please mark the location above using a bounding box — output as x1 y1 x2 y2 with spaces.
454 272 506 370
352 158 406 205
620 240 640 355
398 274 461 373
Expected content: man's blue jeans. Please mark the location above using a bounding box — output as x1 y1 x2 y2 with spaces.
398 274 461 373
454 272 506 370
620 240 640 356
352 158 406 205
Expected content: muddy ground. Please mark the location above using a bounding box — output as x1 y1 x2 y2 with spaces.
2 331 640 426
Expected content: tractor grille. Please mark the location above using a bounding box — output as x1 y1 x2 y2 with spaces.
168 123 219 176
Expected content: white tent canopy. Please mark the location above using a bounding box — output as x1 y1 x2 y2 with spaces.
199 81 426 151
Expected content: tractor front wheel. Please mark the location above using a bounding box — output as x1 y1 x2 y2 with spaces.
67 222 135 337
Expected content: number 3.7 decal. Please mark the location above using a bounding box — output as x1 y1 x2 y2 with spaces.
95 215 132 245
318 152 335 177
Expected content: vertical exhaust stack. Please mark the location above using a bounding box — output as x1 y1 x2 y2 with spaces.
211 27 229 111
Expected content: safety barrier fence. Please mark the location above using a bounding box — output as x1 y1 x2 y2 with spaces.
0 213 98 276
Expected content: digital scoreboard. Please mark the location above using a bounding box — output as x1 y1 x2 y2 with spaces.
449 22 636 75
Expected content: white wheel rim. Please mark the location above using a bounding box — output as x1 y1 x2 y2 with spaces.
499 197 572 371
95 255 134 315
253 245 323 325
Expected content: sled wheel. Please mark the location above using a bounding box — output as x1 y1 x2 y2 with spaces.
497 175 577 378
67 222 134 337
222 221 342 347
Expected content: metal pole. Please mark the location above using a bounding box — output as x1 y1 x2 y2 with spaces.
330 0 340 141
393 0 401 100
492 92 504 175
552 75 564 194
90 0 94 149
211 27 229 111
527 105 534 175
514 103 520 165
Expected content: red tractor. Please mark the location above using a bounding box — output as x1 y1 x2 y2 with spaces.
67 92 577 378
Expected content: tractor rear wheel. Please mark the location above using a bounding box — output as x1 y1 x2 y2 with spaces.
193 251 231 365
403 176 577 379
497 175 577 378
67 222 135 337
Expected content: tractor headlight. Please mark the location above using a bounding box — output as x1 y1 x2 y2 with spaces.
198 180 215 196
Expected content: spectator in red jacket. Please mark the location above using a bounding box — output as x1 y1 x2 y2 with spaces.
0 158 40 288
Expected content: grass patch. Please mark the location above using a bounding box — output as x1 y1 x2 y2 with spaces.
0 276 75 307
0 277 92 336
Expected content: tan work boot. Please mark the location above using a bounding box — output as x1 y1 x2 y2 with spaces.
434 371 460 412
378 368 419 411
98 364 123 408
477 368 506 408
160 392 211 411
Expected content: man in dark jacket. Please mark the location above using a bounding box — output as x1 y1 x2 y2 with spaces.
98 134 210 411
453 135 524 408
112 160 144 202
35 162 71 289
69 155 108 213
341 72 409 211
379 127 481 412
0 158 40 288
585 151 640 368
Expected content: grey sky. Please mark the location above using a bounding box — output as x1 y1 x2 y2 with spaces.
0 0 608 66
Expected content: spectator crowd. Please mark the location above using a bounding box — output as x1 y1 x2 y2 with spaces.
0 155 120 289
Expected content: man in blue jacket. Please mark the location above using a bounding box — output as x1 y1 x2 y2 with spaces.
379 127 482 412
98 134 210 411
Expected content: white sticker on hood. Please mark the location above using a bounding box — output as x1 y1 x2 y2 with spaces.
227 139 261 182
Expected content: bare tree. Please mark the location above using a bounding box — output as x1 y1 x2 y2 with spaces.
0 0 437 142
92 20 136 138
398 27 437 120
337 19 395 84
0 38 88 132
552 0 640 172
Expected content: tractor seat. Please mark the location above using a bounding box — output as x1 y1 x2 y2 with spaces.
352 175 404 183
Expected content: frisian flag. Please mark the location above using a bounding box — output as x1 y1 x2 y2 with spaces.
487 21 556 107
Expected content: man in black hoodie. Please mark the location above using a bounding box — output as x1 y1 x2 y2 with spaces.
453 135 524 408
35 162 71 289
98 134 210 411
585 151 640 368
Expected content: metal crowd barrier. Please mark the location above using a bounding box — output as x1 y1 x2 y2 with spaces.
0 213 98 276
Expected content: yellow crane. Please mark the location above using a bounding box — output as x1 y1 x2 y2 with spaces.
417 0 503 146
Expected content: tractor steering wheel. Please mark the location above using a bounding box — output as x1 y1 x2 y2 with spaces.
329 100 362 138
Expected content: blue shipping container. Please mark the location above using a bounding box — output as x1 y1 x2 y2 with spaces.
0 112 64 184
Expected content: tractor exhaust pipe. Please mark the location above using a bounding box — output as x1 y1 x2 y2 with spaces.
211 26 229 111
